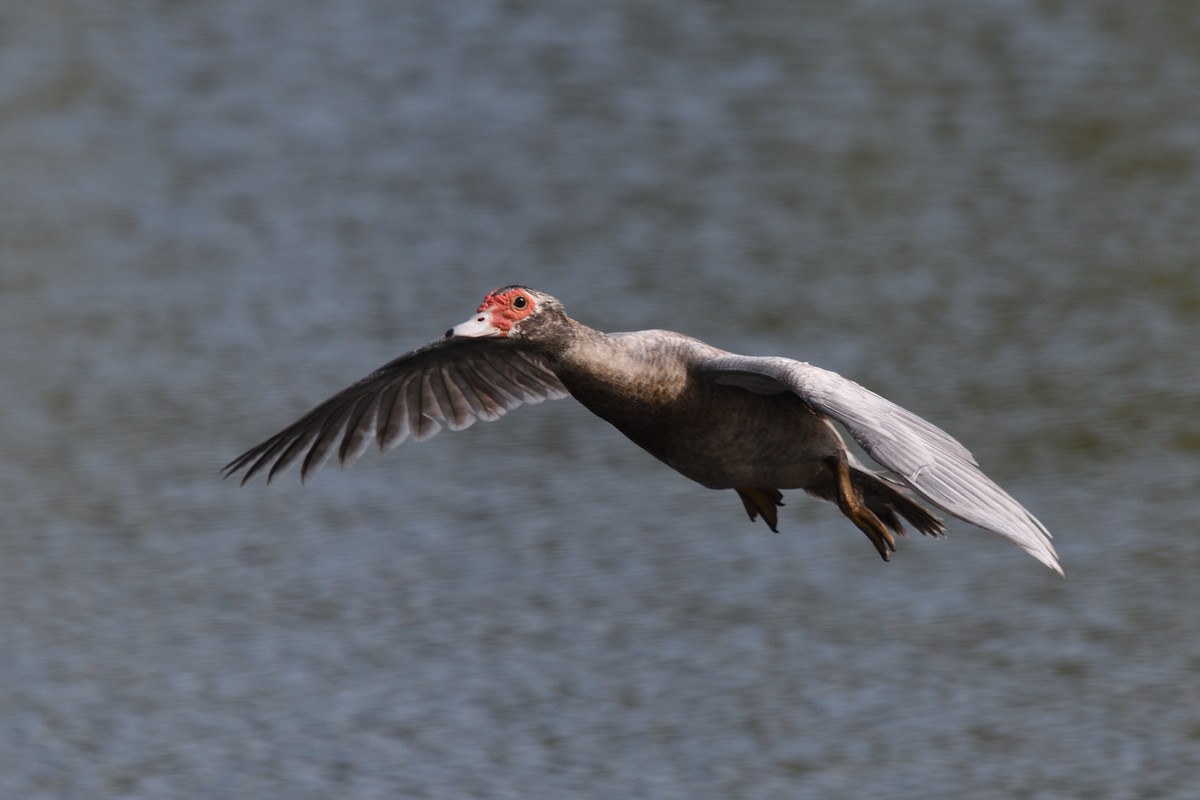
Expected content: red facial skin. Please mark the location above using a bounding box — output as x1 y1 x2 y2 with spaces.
477 288 536 334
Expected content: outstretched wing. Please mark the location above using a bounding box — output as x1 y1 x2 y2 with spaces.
223 337 569 484
700 355 1060 574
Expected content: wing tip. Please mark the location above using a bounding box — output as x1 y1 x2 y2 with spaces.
1002 517 1062 576
1027 539 1064 577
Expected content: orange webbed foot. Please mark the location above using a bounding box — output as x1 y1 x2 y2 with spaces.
735 487 784 533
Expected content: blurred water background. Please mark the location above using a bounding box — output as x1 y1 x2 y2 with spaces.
2 1 1198 797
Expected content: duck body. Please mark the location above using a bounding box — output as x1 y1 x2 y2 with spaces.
550 329 838 491
225 286 1060 574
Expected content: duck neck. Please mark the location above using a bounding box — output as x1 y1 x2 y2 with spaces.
521 307 601 360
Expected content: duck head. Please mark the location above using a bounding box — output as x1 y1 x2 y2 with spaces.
447 286 565 339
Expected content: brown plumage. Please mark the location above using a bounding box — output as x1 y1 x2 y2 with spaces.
223 286 1060 573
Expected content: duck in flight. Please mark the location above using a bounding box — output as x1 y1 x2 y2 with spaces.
223 286 1061 574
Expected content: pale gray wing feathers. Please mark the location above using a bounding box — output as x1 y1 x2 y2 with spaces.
702 355 1061 574
223 339 568 484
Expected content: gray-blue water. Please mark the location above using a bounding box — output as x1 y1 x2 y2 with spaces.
2 2 1198 797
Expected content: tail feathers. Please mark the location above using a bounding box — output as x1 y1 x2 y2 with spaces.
804 467 946 540
736 470 945 544
860 475 946 538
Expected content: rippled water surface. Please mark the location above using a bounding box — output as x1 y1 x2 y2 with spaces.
2 2 1198 798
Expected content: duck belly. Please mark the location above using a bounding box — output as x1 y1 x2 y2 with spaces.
577 385 846 491
655 408 843 490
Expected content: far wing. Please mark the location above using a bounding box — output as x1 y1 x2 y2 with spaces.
700 355 1060 574
223 337 568 484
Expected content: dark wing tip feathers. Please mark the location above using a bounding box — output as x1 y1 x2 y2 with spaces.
223 337 566 485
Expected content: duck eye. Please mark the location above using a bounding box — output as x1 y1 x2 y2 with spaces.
512 295 528 310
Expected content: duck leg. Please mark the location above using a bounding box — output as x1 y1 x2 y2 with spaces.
828 453 896 561
735 487 784 532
